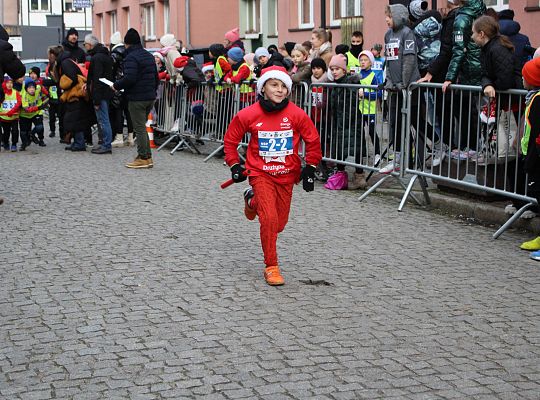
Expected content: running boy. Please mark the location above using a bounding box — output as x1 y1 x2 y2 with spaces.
224 66 322 286
0 76 21 151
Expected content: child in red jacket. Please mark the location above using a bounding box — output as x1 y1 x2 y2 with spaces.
224 66 322 286
0 76 22 151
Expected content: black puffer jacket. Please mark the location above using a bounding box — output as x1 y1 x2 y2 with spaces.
87 43 113 105
181 59 205 88
113 43 158 102
427 7 457 82
0 25 25 102
480 36 521 91
111 43 126 80
62 38 86 63
499 18 532 70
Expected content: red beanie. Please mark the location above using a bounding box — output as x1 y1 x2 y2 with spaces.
523 58 540 87
173 56 189 69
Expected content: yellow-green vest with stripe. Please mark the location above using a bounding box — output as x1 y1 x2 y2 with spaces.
359 72 377 115
0 90 19 121
214 55 227 92
521 91 540 155
346 51 360 74
20 86 43 119
233 63 253 94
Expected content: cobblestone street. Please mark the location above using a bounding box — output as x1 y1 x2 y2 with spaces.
1 136 539 400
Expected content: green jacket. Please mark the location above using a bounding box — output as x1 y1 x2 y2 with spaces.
445 0 486 85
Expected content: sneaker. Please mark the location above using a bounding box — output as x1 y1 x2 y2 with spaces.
450 149 476 161
521 210 537 219
264 265 285 286
125 157 153 169
374 154 381 167
91 146 112 154
243 187 256 221
111 134 125 148
520 236 540 251
504 204 517 215
379 160 400 174
10 145 17 152
49 131 56 138
38 140 46 147
530 250 540 261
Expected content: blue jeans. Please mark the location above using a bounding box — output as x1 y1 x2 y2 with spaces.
95 100 112 149
73 131 86 149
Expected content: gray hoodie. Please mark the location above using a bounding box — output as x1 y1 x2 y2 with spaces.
384 4 420 88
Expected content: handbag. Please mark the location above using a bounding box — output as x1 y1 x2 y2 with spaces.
324 171 348 190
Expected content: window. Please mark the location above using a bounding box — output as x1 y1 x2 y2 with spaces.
330 0 362 25
163 1 170 35
65 1 83 12
110 11 117 34
30 0 49 11
299 0 314 28
483 0 509 11
268 0 278 36
97 14 104 45
123 7 130 29
246 0 261 34
143 4 155 40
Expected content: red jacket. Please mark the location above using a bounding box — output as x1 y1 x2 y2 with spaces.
224 101 322 184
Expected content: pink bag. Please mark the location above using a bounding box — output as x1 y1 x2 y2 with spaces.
324 171 348 190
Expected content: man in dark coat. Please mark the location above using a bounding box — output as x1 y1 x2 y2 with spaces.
113 28 158 169
62 28 86 63
84 34 114 154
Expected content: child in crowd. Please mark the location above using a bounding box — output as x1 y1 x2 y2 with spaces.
0 76 21 151
153 52 168 81
19 78 48 150
515 58 540 258
278 42 295 71
289 44 311 83
310 58 330 180
224 66 322 286
335 44 360 75
350 31 364 59
209 43 232 91
225 47 255 108
201 62 214 82
371 43 387 120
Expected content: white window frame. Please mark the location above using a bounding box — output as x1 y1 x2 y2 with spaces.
483 0 509 11
125 7 130 29
143 3 156 41
246 0 261 34
163 1 170 36
298 0 314 29
30 0 49 12
98 14 104 46
110 11 117 35
330 0 362 26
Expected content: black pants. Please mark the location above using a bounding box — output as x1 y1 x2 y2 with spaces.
1 119 19 146
110 101 134 135
48 102 63 136
20 115 44 145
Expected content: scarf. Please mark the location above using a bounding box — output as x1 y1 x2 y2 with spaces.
159 45 177 56
312 42 332 59
259 98 289 112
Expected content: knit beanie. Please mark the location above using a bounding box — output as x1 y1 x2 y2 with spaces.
254 47 270 61
30 66 41 76
224 28 240 43
160 33 176 47
227 47 244 63
335 44 350 55
110 31 122 45
209 43 226 57
24 77 36 90
310 57 327 72
497 9 514 20
522 58 540 87
408 0 428 20
284 41 296 56
4 75 12 82
256 66 292 95
358 50 375 67
67 27 78 37
329 54 347 72
268 44 278 54
191 99 204 117
173 56 189 69
201 62 214 73
124 28 141 45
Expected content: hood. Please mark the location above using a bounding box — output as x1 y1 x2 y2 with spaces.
111 43 125 53
88 43 109 56
414 16 442 39
499 19 521 36
459 0 486 18
388 4 409 30
0 25 9 41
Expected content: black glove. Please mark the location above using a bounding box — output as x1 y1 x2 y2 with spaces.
301 165 316 192
231 164 247 183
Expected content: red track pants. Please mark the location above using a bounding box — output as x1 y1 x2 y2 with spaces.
249 175 294 267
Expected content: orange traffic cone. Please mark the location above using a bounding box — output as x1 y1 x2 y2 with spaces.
146 113 157 148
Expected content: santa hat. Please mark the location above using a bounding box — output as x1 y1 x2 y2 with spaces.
522 57 540 87
201 62 214 73
173 56 189 69
153 52 164 62
358 50 375 67
256 66 292 95
110 31 122 45
224 28 240 43
160 33 177 47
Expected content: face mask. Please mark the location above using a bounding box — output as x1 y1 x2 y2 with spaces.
350 44 363 58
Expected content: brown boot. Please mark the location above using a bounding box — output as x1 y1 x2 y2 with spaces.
125 156 153 169
348 172 367 190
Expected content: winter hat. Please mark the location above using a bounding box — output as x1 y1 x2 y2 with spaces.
110 31 122 45
24 77 36 90
67 27 78 37
268 44 278 54
209 43 226 57
173 56 189 69
284 41 296 56
124 28 141 45
498 9 515 20
522 58 540 87
4 75 13 82
224 28 240 43
29 66 41 76
160 33 176 47
201 62 214 73
256 66 292 95
191 100 204 117
358 50 375 67
254 47 270 61
372 43 383 52
310 57 327 72
153 52 164 62
244 52 255 66
329 54 347 72
227 47 244 63
408 0 428 20
335 44 350 55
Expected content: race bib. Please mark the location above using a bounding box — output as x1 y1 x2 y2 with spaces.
258 130 293 158
311 91 323 106
2 100 16 110
385 41 400 61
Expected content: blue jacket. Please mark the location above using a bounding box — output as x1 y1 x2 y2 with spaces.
114 44 158 101
499 19 532 70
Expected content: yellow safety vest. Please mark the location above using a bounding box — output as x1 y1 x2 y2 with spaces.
20 85 43 119
359 72 377 115
214 55 227 92
0 90 19 121
233 63 253 94
49 85 58 100
521 91 540 156
346 51 361 74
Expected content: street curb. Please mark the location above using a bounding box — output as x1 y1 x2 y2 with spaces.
375 188 540 235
